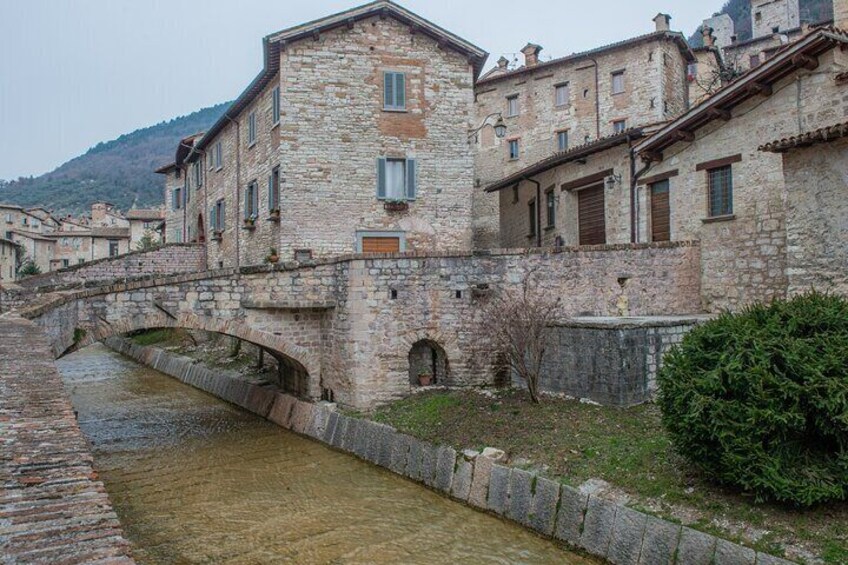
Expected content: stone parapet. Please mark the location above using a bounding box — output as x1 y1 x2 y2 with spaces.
107 337 795 565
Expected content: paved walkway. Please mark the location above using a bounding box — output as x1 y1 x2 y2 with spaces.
0 314 135 564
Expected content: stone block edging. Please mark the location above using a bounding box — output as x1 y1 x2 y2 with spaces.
104 337 795 565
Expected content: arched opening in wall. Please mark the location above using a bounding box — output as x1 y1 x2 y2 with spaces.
196 214 206 244
408 340 449 387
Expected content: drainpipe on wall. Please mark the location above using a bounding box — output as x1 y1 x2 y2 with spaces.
525 178 542 248
629 142 653 243
589 57 601 139
226 116 242 269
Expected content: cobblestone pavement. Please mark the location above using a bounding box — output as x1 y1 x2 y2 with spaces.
0 315 135 564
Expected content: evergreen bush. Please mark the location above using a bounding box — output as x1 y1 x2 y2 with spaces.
658 292 848 507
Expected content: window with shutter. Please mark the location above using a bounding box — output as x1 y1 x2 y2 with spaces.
377 157 415 201
383 72 406 111
272 86 281 125
269 167 280 212
650 180 671 242
578 184 606 245
708 165 733 217
555 83 570 107
248 112 257 146
506 95 519 117
612 71 625 95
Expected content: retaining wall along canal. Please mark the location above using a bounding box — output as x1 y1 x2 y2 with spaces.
105 336 796 565
0 316 135 564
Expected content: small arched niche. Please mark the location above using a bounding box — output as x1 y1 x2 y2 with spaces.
408 339 449 387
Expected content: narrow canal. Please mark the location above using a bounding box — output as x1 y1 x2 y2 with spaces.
57 344 588 564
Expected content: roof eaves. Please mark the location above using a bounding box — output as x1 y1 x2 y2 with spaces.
484 128 643 193
478 31 694 86
635 28 848 156
759 120 848 152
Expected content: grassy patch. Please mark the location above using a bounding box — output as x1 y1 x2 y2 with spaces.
372 390 848 562
130 329 182 346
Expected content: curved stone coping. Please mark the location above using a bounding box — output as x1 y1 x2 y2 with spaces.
0 317 135 564
105 337 794 565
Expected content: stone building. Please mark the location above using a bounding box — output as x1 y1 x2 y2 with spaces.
0 237 20 283
156 133 201 244
633 26 848 311
159 1 486 268
473 14 695 248
126 209 165 247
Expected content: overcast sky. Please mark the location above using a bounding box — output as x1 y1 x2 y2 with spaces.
0 0 724 180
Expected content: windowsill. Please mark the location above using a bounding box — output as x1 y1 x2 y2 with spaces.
247 141 257 149
527 233 537 240
506 114 519 119
555 104 571 110
545 225 556 232
242 223 257 231
271 121 280 130
383 108 408 113
216 167 223 173
267 215 281 223
702 214 736 224
509 157 520 161
612 91 625 96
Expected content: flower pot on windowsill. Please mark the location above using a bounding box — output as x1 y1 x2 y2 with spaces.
418 373 433 387
268 209 281 222
242 219 256 231
384 200 409 213
212 231 223 242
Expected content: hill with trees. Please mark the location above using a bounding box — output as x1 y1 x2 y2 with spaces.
0 102 229 215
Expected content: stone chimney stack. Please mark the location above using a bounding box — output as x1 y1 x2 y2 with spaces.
654 13 672 32
702 26 716 47
497 56 509 70
521 43 543 68
835 0 848 29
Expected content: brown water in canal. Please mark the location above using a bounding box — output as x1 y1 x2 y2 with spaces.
58 344 588 564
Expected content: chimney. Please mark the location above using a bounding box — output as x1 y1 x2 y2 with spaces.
702 25 716 47
521 43 543 68
836 0 848 29
653 13 672 32
497 56 509 70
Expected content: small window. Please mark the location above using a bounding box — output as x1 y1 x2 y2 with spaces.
555 83 570 107
212 198 226 232
506 95 519 117
173 188 182 210
557 131 569 152
244 181 259 219
62 259 69 268
272 86 281 125
247 112 257 146
708 165 734 217
750 54 761 68
383 71 406 111
269 166 281 212
508 139 520 160
613 119 627 134
755 11 762 22
772 26 780 33
528 199 537 237
377 157 416 201
214 142 223 169
546 189 556 228
612 71 625 95
193 162 202 188
108 240 119 257
512 186 519 204
78 258 85 265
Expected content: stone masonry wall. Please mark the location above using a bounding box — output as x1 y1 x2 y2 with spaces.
17 243 205 290
473 32 691 248
106 337 794 565
782 137 848 296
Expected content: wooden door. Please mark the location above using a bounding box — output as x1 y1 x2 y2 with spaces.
650 180 671 242
361 236 401 254
578 184 606 246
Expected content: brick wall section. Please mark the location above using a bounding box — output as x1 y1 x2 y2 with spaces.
17 243 205 290
106 337 795 565
782 137 848 296
0 317 135 564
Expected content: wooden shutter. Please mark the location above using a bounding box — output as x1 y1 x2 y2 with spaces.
578 184 606 246
384 73 393 108
220 200 226 230
362 237 401 254
406 159 416 200
210 206 217 232
377 157 387 198
650 181 671 242
395 73 405 109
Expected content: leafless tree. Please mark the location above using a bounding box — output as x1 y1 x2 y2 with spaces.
478 268 563 403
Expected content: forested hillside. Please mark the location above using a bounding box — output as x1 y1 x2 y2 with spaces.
691 0 833 46
0 103 229 214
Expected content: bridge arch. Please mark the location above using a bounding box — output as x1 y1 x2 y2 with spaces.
66 311 322 396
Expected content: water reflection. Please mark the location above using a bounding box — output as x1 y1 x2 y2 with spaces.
58 344 587 564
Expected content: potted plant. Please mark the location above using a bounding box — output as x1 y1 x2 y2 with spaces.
212 230 223 242
418 371 433 387
243 215 257 229
266 247 280 264
384 199 409 212
269 208 281 221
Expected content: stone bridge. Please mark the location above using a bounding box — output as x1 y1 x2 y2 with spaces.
10 242 702 409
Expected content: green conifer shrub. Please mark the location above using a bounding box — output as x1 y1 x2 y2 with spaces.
658 292 848 507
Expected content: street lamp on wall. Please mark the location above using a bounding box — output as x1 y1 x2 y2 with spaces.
469 112 507 140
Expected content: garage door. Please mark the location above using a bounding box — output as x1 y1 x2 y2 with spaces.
578 184 606 246
361 236 401 254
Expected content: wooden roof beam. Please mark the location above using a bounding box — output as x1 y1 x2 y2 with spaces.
747 82 773 97
708 107 732 121
791 53 819 70
675 130 695 143
642 150 664 163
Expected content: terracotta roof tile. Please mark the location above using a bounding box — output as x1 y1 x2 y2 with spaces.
759 121 848 152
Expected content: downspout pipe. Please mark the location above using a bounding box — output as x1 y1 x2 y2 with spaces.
629 142 653 243
589 57 601 139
